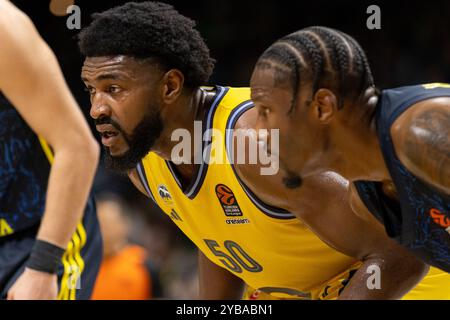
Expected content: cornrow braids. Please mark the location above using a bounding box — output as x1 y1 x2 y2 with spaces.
282 34 325 112
308 26 351 108
256 26 375 110
257 42 303 111
339 32 375 93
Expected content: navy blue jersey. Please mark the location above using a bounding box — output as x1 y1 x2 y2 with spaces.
355 83 450 272
0 92 102 299
0 93 51 235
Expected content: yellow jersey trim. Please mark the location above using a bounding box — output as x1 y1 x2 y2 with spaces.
38 137 87 300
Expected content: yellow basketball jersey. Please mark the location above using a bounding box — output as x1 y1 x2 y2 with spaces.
245 264 450 299
137 86 450 299
137 86 362 299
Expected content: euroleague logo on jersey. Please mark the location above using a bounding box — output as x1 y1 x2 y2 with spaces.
216 184 236 206
215 184 243 217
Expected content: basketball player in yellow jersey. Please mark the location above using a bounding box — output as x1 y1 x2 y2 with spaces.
80 2 450 299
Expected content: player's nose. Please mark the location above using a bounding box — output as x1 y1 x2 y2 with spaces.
255 126 272 156
89 96 112 120
256 126 269 142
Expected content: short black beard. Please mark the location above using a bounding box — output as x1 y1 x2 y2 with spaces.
103 111 164 175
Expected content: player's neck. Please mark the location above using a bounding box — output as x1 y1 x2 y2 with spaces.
341 124 389 182
328 103 391 182
152 87 204 159
151 87 208 183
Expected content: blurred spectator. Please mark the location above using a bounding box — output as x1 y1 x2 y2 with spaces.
91 193 161 300
163 248 199 299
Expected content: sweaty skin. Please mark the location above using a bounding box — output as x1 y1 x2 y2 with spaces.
391 98 450 195
83 56 428 300
250 63 391 184
232 107 428 299
83 56 157 157
250 60 450 214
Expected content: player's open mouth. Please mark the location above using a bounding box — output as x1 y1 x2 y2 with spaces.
96 124 121 147
101 131 119 147
101 131 118 138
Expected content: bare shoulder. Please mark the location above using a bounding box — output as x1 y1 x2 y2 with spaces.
390 97 450 192
0 1 33 38
0 1 41 67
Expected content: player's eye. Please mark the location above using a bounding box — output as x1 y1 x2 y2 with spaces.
259 106 270 117
84 86 96 95
108 85 122 94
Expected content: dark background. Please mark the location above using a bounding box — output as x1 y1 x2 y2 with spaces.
13 0 448 208
9 0 450 298
12 0 450 109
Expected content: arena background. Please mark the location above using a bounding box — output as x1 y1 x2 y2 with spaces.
10 0 450 299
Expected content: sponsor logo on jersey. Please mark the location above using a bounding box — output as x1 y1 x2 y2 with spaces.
225 218 250 225
169 209 183 222
158 185 173 206
429 208 450 235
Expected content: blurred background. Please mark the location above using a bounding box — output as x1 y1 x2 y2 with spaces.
10 0 450 299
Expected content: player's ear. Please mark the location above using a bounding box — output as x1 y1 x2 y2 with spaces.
311 88 337 123
161 69 184 104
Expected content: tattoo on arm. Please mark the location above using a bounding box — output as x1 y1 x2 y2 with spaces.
403 108 450 192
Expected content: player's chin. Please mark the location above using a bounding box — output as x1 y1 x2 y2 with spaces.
105 141 129 158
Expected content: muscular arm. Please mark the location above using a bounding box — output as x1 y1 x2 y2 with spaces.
233 107 428 299
297 174 428 299
391 98 450 195
0 3 99 249
198 251 245 299
238 166 428 299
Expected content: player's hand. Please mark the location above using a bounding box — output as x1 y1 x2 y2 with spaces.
7 268 58 300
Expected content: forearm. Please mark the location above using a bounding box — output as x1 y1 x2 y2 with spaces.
338 253 429 300
36 139 99 248
198 251 244 299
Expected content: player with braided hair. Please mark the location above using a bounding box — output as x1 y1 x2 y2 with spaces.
250 26 450 273
81 3 450 299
